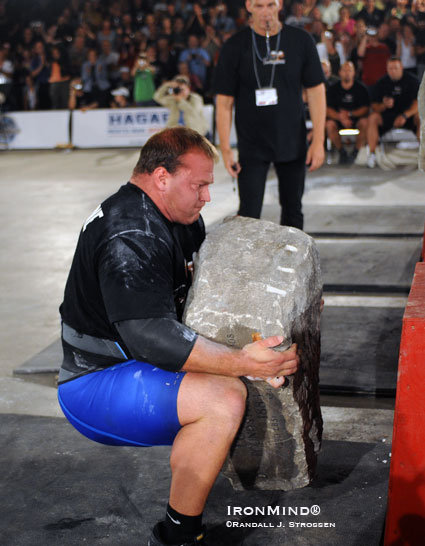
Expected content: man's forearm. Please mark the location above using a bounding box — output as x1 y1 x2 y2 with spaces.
216 94 234 153
326 107 341 121
306 83 326 143
352 106 369 118
182 335 243 376
182 334 299 381
404 100 418 118
372 101 387 113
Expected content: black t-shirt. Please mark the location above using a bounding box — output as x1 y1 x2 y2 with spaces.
213 25 324 162
372 72 419 114
356 8 384 27
60 182 205 342
326 80 370 114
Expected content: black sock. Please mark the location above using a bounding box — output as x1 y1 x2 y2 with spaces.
161 503 203 544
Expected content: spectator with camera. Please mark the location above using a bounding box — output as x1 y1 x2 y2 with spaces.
357 26 391 88
68 76 99 111
153 74 209 136
131 49 157 106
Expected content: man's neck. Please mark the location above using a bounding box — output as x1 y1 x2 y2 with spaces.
250 20 282 37
130 176 172 222
341 79 354 90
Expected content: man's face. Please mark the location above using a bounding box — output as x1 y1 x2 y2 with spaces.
246 0 281 31
387 60 403 81
188 35 198 49
162 151 214 225
339 62 355 83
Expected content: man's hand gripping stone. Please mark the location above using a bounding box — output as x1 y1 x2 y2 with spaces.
242 335 299 388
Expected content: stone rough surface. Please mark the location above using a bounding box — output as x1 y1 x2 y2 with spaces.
183 216 323 491
419 71 425 172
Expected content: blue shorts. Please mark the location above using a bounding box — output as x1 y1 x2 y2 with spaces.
58 360 185 447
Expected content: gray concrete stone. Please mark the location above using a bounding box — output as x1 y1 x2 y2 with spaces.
184 217 323 491
418 71 425 172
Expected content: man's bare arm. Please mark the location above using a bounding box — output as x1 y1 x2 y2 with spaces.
305 83 326 171
216 93 241 177
182 334 299 382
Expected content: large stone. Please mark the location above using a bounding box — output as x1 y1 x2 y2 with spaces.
183 216 323 491
419 71 425 172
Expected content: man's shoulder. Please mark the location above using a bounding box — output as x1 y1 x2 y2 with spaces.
402 71 420 87
353 79 369 92
99 183 172 244
375 74 391 87
327 79 342 93
220 27 250 48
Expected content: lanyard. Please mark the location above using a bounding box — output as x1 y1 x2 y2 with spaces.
251 28 281 89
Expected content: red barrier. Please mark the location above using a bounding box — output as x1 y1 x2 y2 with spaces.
384 262 425 546
422 219 425 261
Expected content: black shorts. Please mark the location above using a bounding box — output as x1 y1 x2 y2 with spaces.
329 117 366 131
379 112 417 135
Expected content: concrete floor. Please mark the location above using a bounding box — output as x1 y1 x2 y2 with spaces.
0 147 424 544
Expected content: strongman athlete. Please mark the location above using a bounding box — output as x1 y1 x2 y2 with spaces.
57 127 299 546
214 0 326 230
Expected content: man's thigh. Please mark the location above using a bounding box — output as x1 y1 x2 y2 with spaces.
58 360 185 446
237 154 270 218
176 373 247 427
379 112 398 135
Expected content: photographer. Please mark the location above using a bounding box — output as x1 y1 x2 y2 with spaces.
68 77 99 111
153 75 209 136
131 50 156 106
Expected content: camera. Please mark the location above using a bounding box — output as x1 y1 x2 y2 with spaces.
138 54 148 68
167 86 182 95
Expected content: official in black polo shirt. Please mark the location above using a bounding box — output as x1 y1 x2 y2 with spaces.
366 56 420 168
326 61 370 164
214 0 326 230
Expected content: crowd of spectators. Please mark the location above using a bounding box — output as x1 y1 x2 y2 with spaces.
0 0 424 113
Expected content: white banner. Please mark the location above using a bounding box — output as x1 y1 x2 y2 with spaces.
72 105 215 148
0 111 70 149
72 105 212 148
72 107 168 148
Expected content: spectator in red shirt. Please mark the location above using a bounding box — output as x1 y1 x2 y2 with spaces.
334 6 356 37
357 26 391 88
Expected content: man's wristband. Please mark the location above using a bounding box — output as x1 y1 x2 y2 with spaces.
402 113 408 120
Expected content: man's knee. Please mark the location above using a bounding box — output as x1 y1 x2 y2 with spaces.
178 373 247 427
368 112 381 127
357 117 368 131
206 376 247 423
326 119 338 135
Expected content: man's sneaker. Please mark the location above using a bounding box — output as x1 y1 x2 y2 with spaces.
338 148 349 165
367 152 376 168
148 523 206 546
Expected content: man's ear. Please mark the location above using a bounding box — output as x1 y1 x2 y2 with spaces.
152 166 170 191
